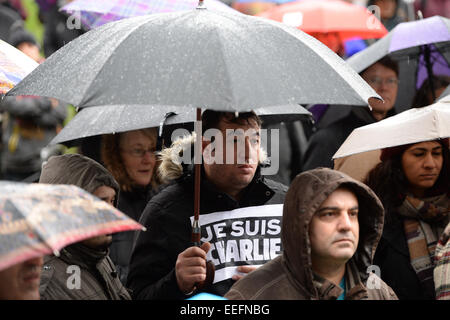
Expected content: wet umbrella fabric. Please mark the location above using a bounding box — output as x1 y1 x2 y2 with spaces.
0 181 144 272
332 96 450 160
60 0 238 29
0 39 38 94
332 97 450 181
8 9 379 110
50 104 312 146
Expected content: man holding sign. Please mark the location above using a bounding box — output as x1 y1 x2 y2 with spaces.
225 168 398 300
127 111 287 299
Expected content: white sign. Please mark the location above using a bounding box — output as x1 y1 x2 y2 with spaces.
190 204 283 283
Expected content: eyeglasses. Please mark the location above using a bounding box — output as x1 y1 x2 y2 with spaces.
366 77 399 88
121 147 156 158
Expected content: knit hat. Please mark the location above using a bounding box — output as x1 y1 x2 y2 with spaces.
380 138 450 162
8 26 38 48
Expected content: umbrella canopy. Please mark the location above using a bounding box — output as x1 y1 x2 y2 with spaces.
316 15 450 129
50 104 311 146
0 39 38 95
0 181 144 272
438 85 450 101
8 8 380 110
332 96 450 160
257 0 388 41
61 0 238 29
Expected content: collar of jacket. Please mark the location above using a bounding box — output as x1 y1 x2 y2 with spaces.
59 243 109 270
181 164 275 208
351 105 397 125
309 260 369 300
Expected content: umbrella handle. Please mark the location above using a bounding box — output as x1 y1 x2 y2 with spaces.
190 107 215 290
191 221 215 290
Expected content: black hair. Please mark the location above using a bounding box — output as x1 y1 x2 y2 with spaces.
201 110 262 134
364 141 450 223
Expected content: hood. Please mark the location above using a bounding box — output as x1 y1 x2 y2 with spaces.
157 132 268 185
282 168 384 297
39 153 120 207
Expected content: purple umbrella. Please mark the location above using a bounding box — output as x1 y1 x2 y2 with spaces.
348 16 450 107
315 16 450 128
61 0 238 29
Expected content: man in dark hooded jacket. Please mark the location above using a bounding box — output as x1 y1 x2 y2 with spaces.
38 153 131 300
127 111 287 299
225 168 398 300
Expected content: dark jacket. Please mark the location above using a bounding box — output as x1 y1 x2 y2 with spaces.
262 121 308 185
0 96 67 176
40 244 131 300
302 108 378 171
225 168 397 300
127 134 287 300
374 216 435 300
109 187 151 285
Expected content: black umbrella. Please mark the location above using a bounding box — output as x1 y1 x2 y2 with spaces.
50 104 312 147
8 7 379 108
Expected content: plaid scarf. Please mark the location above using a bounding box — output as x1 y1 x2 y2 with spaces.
397 194 450 299
434 223 450 300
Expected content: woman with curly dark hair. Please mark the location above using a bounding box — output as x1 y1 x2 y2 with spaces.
364 138 450 300
101 128 160 285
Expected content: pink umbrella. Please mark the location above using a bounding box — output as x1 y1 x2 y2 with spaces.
0 182 145 272
0 39 38 95
61 0 238 29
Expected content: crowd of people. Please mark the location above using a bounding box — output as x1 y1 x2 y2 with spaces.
0 0 449 302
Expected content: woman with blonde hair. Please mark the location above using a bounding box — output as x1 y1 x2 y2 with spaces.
101 127 160 285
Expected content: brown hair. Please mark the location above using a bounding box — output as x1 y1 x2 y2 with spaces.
365 139 450 222
361 56 399 78
201 110 262 134
101 128 160 192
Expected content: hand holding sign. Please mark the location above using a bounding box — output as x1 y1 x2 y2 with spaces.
175 242 211 294
232 265 257 281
